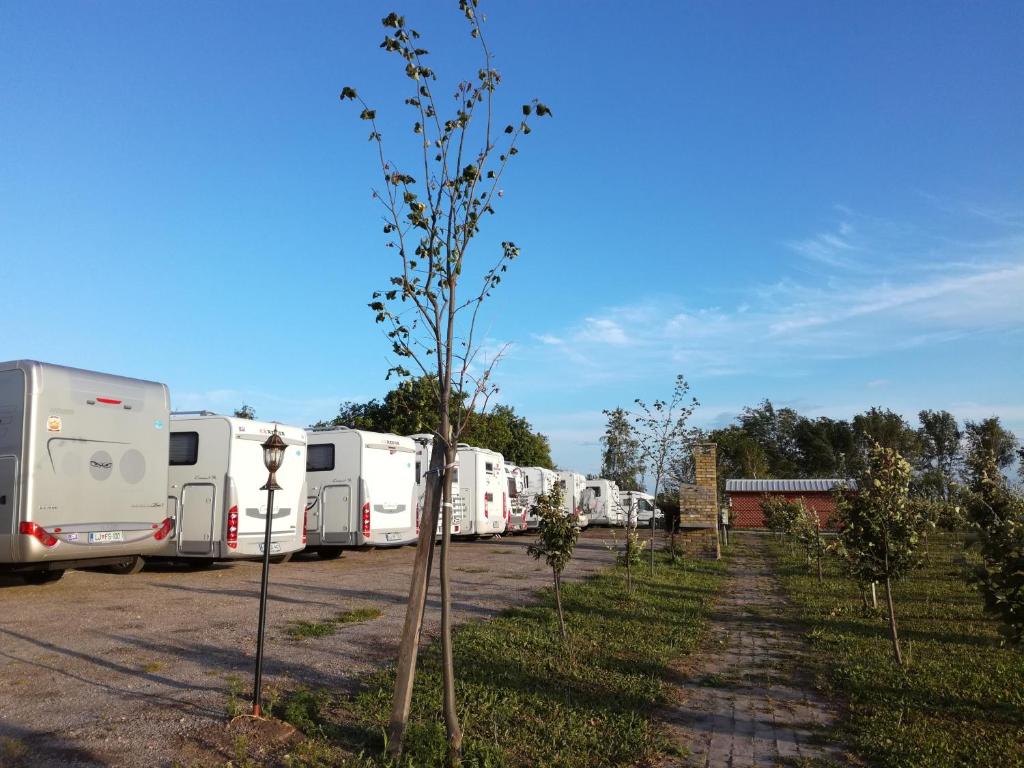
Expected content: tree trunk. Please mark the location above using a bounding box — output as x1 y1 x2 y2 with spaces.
884 577 904 667
553 567 566 641
815 519 823 584
649 514 656 576
440 439 462 766
386 437 444 760
625 532 633 595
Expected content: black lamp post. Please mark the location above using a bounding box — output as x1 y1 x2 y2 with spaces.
251 426 286 718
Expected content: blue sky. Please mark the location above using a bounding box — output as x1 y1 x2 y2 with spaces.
2 1 1022 474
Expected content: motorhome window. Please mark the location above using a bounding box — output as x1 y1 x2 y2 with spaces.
451 467 459 483
485 492 494 502
559 480 566 489
415 461 421 484
306 444 335 472
592 486 602 497
485 462 494 473
507 478 518 498
169 432 199 466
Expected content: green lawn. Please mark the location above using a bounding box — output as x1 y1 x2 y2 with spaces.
273 551 725 767
768 532 1024 768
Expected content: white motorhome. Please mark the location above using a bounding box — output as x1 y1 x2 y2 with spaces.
305 429 417 554
504 464 528 534
557 470 589 528
520 466 557 530
583 478 623 526
621 491 658 529
457 444 507 537
410 433 465 537
158 413 307 564
0 360 172 583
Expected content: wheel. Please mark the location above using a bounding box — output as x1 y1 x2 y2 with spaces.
23 569 64 585
269 552 292 565
108 555 145 575
316 548 343 560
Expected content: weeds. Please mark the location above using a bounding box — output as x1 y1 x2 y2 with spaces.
287 608 383 640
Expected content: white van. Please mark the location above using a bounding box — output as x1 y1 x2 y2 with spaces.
621 490 658 529
558 471 589 528
504 464 528 534
457 444 507 536
410 433 465 537
583 478 623 526
521 466 558 529
0 360 172 583
305 429 417 555
161 414 307 563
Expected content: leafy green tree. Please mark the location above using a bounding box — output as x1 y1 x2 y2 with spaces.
708 425 769 495
793 417 856 478
599 406 644 491
836 444 931 666
852 407 922 468
916 409 963 500
339 4 550 762
233 404 256 420
739 400 803 477
964 453 1024 643
463 404 553 467
965 417 1019 474
761 496 803 538
527 483 579 641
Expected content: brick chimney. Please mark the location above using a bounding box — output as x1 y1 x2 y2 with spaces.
677 442 721 559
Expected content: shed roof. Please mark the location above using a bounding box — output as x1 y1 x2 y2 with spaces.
725 478 856 493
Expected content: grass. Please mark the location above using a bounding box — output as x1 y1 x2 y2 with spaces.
273 551 725 767
287 608 384 640
768 531 1024 768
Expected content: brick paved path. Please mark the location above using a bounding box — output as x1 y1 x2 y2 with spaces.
665 535 852 767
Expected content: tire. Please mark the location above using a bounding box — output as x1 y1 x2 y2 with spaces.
269 553 292 565
108 555 145 575
316 548 343 560
23 569 64 585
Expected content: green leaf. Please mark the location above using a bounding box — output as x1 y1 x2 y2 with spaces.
339 86 358 101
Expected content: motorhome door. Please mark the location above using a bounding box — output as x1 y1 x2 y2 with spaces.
179 483 215 554
321 484 354 544
0 456 17 561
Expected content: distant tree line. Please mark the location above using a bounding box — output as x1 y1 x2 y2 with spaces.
310 375 555 469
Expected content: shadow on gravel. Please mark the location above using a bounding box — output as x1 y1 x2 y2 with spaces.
0 722 110 768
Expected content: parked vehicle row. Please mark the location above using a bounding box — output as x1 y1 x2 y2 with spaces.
0 360 658 584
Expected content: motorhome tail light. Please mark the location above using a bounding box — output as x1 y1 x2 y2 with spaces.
19 521 58 548
153 517 174 541
96 397 122 405
503 493 508 520
227 506 239 549
415 502 420 536
302 509 308 545
362 502 371 538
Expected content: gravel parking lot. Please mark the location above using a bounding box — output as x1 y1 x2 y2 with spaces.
0 529 625 767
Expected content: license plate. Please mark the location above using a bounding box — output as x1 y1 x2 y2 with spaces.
258 542 282 553
89 531 124 544
385 532 402 542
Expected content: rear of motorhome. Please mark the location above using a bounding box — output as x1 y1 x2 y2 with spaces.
620 490 657 529
159 414 307 563
582 478 623 526
410 434 465 537
0 360 172 582
520 466 557 529
306 429 417 554
457 444 507 536
557 470 589 528
504 464 528 534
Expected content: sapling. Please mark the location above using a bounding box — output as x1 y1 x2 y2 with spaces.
836 443 931 666
527 484 580 641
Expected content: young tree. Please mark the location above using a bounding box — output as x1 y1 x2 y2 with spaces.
600 406 644 491
965 417 1019 473
964 452 1024 643
339 5 550 762
233 404 256 420
836 444 931 666
634 375 699 570
527 484 580 641
761 496 802 539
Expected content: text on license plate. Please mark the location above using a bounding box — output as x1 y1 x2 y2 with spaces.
89 531 124 544
385 532 402 542
258 542 282 553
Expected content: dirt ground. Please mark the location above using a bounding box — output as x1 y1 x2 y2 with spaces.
0 529 626 768
663 534 852 767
